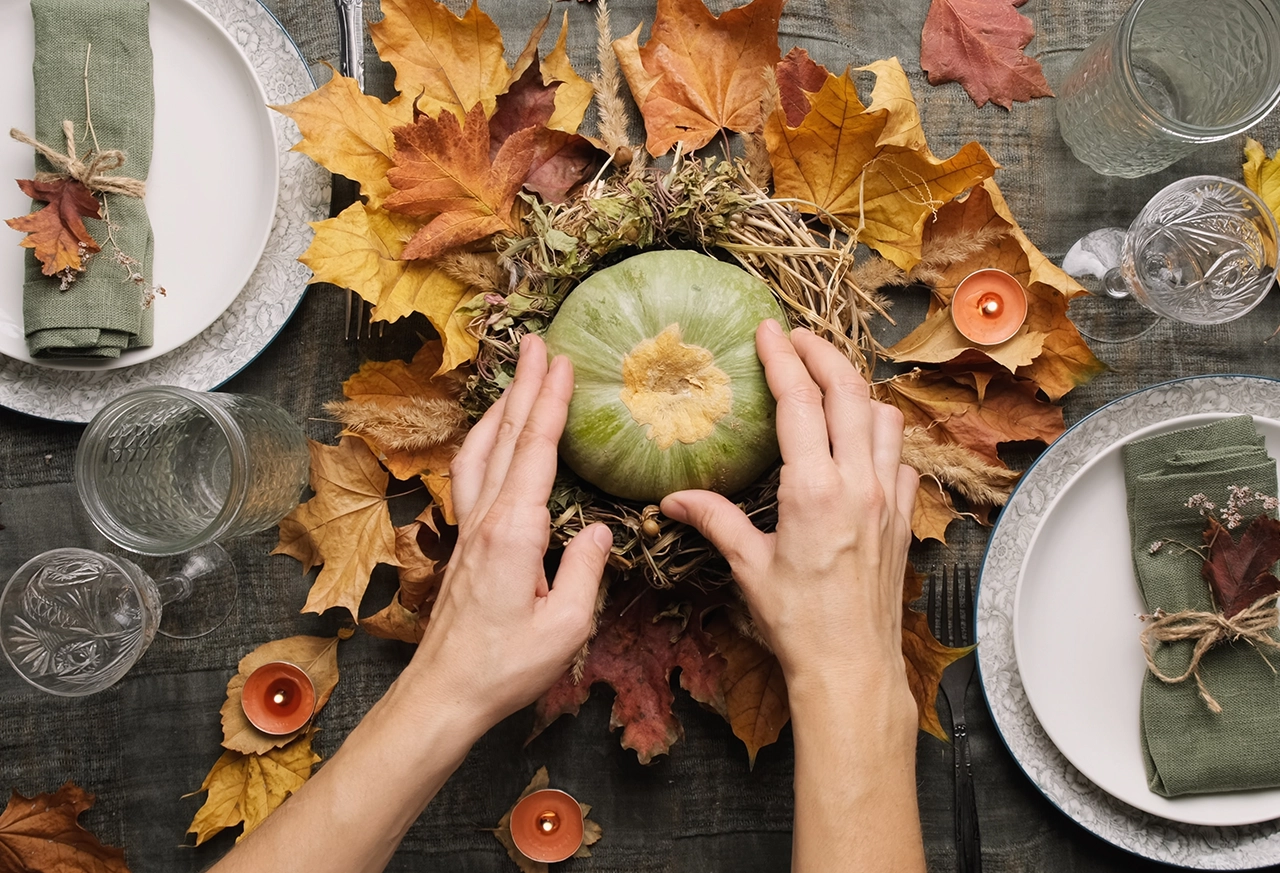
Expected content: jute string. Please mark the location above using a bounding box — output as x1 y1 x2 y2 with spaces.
9 122 145 199
1140 592 1280 714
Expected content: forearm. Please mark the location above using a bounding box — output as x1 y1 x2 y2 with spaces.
788 668 925 873
208 658 488 873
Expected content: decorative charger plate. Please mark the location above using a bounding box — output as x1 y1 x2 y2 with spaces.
980 375 1280 868
0 0 328 422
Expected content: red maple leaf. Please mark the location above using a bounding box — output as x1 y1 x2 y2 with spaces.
919 0 1054 110
1201 515 1280 618
5 178 102 276
530 579 727 764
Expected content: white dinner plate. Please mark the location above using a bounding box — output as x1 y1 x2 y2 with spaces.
0 0 278 369
982 376 1280 867
0 0 328 421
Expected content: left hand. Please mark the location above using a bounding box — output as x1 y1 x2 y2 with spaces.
406 334 612 730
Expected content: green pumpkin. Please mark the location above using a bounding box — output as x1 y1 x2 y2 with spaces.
543 250 786 503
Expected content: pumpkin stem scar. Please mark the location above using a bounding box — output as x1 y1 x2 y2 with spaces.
619 324 733 449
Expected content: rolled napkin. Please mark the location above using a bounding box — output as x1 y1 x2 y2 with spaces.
21 0 154 358
1123 415 1280 797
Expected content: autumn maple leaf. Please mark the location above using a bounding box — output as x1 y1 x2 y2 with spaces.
1202 515 1280 619
361 512 449 644
614 0 784 156
384 103 540 261
531 579 727 764
702 610 788 767
920 0 1054 110
5 177 102 276
902 566 972 740
0 782 129 873
220 636 341 755
493 768 603 873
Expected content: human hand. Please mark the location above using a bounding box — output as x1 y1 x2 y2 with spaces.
660 321 917 696
407 334 612 731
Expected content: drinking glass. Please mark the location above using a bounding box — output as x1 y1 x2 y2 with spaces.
1066 176 1279 342
75 387 310 636
0 548 219 695
1056 0 1280 177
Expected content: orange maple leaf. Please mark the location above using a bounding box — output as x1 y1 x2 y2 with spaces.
0 782 129 873
703 609 789 768
614 0 784 156
384 103 539 261
5 178 102 276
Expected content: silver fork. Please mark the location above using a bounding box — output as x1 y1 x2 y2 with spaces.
334 0 371 340
929 564 982 873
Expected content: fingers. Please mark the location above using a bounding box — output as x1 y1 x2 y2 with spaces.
495 354 574 509
661 490 770 579
870 402 906 515
790 328 874 472
756 321 834 471
451 393 507 522
476 334 551 507
896 464 918 529
546 523 612 628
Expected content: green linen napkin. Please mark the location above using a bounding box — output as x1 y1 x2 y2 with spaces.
1123 415 1280 797
21 0 154 358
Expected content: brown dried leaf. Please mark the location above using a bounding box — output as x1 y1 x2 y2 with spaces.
1202 515 1280 619
220 636 341 755
901 566 971 740
5 178 101 276
703 611 789 768
912 476 964 544
360 519 447 644
920 0 1054 109
492 768 603 873
0 781 129 873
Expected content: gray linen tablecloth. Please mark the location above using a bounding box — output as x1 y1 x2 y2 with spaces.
4 0 1280 870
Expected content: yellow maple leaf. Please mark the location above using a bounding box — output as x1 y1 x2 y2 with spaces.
912 476 964 544
764 58 998 271
271 75 412 208
543 12 593 134
220 636 341 755
272 438 401 620
187 728 321 846
370 0 510 122
301 203 476 373
1245 138 1280 226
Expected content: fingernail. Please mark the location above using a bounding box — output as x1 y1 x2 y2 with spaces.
590 524 613 550
762 318 783 336
660 495 686 519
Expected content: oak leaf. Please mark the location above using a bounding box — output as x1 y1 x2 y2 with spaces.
1202 515 1280 619
220 636 341 755
301 203 476 372
703 611 789 768
272 75 413 208
272 438 400 620
0 782 128 873
531 580 727 764
187 729 321 846
492 768 602 873
919 0 1054 109
369 0 510 122
765 59 998 271
873 367 1064 468
385 103 540 260
1244 138 1280 226
5 178 101 276
902 566 971 740
614 0 784 156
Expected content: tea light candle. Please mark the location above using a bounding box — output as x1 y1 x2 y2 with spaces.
241 661 316 736
509 788 585 863
950 268 1028 345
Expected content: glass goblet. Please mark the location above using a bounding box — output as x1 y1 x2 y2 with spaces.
1065 175 1279 343
0 548 219 696
75 387 310 637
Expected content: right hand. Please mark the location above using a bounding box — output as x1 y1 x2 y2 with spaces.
660 321 918 697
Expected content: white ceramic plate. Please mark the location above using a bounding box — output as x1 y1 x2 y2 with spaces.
0 0 278 369
982 376 1280 868
0 0 328 421
1014 411 1280 826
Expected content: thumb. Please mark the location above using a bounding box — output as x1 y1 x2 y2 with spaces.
661 490 770 573
547 522 612 630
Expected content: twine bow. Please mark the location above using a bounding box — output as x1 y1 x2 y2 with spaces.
9 121 145 199
1140 592 1280 714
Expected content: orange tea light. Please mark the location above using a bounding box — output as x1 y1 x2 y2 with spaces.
510 789 585 863
241 661 316 736
951 268 1028 345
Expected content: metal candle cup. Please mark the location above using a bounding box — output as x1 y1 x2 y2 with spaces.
951 269 1028 345
241 661 316 735
509 789 585 863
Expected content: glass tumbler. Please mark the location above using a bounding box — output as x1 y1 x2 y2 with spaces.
1056 0 1280 177
75 387 310 556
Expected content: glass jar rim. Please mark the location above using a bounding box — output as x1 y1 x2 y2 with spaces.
1117 0 1280 142
75 387 251 555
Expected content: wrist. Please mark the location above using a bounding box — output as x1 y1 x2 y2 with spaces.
379 653 494 754
785 659 918 740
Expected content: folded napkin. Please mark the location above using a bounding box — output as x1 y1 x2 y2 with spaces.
1123 415 1280 797
22 0 154 358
